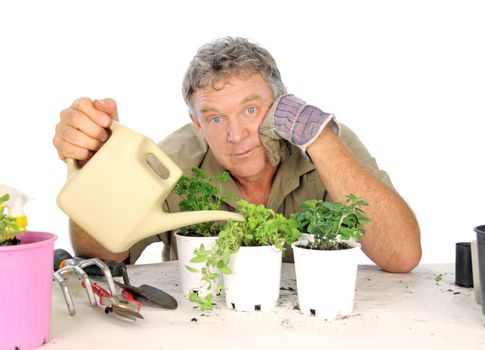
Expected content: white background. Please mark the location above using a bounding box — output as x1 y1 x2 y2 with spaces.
1 0 484 264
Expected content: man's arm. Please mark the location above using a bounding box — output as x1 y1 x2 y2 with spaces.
307 127 421 273
260 94 421 273
69 219 129 262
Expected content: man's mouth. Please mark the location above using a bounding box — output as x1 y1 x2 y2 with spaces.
232 147 256 158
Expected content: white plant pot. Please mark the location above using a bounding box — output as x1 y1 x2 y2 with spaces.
175 233 218 296
292 240 361 319
223 245 282 311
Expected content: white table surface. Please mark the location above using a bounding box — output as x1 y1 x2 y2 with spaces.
45 262 485 350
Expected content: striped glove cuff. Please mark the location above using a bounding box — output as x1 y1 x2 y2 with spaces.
272 94 339 154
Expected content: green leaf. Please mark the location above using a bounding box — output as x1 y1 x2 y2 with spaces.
217 260 232 275
185 265 199 273
190 255 207 264
189 291 200 303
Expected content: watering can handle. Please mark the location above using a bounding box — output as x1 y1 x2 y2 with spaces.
65 121 126 177
138 135 182 190
65 122 182 185
66 158 80 177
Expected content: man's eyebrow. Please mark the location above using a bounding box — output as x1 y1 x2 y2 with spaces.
240 94 263 105
199 106 222 115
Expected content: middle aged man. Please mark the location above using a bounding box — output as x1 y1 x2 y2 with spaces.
53 37 421 273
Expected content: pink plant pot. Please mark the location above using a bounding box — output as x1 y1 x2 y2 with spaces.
0 231 56 350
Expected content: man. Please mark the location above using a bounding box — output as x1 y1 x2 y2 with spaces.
53 37 421 273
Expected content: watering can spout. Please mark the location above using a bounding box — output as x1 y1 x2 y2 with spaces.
104 210 245 253
142 210 245 241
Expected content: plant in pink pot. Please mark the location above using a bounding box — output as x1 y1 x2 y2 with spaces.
0 188 56 350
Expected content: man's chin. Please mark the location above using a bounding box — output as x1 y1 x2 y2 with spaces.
226 160 273 180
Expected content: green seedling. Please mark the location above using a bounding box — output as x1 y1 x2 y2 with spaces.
294 193 371 250
173 167 234 237
188 200 300 310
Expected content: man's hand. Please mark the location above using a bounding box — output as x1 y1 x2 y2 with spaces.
53 97 119 164
259 94 339 164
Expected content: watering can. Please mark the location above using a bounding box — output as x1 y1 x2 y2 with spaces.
56 121 243 253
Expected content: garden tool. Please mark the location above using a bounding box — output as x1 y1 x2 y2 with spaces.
113 280 177 310
76 253 178 310
55 248 178 309
56 121 244 253
53 249 117 297
53 251 143 321
82 281 143 322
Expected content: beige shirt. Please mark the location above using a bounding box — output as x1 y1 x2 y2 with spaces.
129 123 394 264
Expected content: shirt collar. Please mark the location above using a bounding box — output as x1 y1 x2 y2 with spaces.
200 146 315 211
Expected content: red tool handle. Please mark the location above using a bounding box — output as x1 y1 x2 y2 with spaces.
121 289 141 311
81 281 112 297
81 281 113 305
82 281 141 311
90 282 112 297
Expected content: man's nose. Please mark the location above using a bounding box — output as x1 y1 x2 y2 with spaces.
227 120 248 143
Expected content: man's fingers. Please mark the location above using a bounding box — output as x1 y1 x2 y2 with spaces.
60 107 109 142
53 136 95 161
72 97 113 128
62 124 104 151
53 122 104 161
93 98 119 122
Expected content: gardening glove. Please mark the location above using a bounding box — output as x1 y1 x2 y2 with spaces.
259 116 292 166
260 94 340 163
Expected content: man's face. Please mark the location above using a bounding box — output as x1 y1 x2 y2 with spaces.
190 72 274 180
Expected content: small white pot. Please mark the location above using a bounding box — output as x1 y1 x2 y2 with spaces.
175 233 218 296
223 245 282 311
292 240 361 319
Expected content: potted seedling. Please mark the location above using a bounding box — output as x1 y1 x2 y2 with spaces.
189 200 300 311
291 193 370 319
0 194 23 245
172 167 235 296
0 189 56 349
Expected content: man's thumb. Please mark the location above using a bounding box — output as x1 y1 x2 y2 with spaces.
93 98 119 121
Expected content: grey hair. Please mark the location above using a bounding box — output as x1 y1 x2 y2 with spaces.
182 37 287 111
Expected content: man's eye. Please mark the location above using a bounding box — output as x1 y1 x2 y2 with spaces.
247 106 255 114
211 116 222 123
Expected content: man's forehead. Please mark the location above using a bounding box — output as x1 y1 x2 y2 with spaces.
198 93 264 114
192 73 271 111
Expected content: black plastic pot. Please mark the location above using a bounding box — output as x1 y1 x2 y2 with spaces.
474 225 485 316
455 242 473 288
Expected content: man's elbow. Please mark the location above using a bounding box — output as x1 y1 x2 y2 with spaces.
382 245 422 273
383 218 422 273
